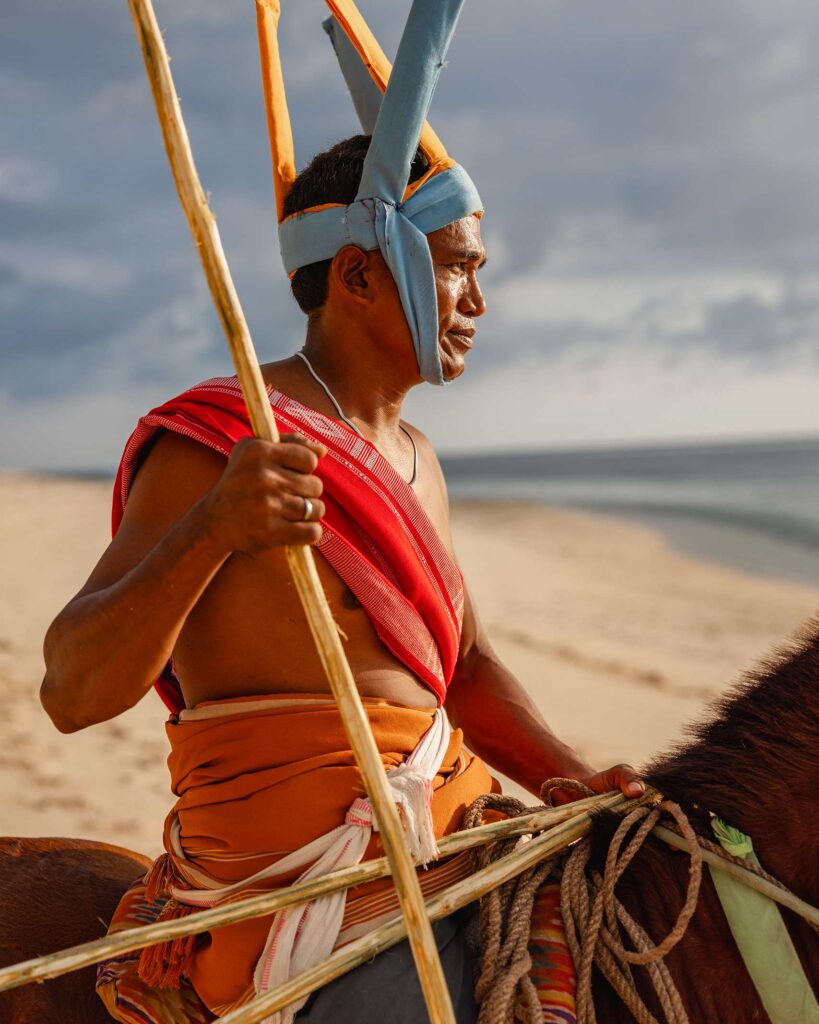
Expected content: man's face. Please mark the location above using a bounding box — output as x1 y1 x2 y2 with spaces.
331 214 486 384
428 215 487 382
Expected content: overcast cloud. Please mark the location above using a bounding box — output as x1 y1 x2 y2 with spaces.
3 0 819 469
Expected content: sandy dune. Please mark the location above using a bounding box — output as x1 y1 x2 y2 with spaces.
1 474 816 856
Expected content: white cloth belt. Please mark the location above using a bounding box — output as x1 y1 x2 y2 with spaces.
168 707 452 1024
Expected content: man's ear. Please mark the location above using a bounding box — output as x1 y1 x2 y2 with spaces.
329 246 373 305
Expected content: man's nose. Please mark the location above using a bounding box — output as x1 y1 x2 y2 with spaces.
461 273 487 318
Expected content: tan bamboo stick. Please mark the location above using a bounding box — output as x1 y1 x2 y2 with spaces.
3 789 812 999
651 824 819 927
0 791 637 993
218 792 620 1024
124 2 454 1020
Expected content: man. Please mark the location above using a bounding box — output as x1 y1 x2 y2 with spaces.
46 3 642 1021
41 133 642 1023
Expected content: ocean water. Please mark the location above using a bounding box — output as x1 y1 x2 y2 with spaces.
441 438 819 586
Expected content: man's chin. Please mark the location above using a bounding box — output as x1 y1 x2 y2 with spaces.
440 354 467 383
439 339 470 382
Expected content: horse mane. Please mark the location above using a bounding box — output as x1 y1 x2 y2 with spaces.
643 616 819 830
582 618 819 1021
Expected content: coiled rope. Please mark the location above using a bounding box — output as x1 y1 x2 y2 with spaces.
551 779 700 1024
462 793 557 1024
466 780 704 1024
467 779 815 1023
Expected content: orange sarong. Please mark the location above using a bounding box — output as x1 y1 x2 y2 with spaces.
98 694 496 1020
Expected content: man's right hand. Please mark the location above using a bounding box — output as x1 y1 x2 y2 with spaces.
41 430 329 731
203 435 327 554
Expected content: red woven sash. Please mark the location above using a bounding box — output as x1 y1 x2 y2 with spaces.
113 376 464 710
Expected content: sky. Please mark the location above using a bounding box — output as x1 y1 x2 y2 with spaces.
3 0 819 470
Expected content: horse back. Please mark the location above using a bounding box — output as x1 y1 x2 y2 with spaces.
0 836 150 1024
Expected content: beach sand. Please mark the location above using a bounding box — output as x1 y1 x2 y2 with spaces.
1 474 817 857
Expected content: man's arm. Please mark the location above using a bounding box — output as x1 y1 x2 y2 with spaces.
446 581 644 801
412 431 642 802
41 431 325 733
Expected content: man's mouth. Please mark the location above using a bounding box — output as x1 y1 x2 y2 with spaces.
446 328 475 349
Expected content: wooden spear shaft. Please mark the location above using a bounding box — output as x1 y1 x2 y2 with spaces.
124 2 455 1020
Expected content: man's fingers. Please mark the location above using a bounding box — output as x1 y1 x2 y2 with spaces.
271 442 323 474
280 493 326 523
279 432 325 451
576 764 645 801
212 437 328 555
278 434 327 465
278 521 323 546
236 437 327 474
607 763 644 797
275 466 324 498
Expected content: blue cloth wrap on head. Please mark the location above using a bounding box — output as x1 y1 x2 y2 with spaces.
279 165 481 384
279 0 481 386
322 15 382 136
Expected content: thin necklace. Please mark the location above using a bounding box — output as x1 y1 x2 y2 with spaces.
295 351 418 485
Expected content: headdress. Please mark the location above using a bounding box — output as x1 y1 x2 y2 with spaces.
256 0 483 385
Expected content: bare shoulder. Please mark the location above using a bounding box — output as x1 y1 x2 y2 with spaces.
120 428 231 548
128 430 228 511
74 431 228 599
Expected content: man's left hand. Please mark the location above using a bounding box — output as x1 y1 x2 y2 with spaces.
585 763 644 798
549 763 645 805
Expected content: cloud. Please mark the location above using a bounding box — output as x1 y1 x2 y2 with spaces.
405 344 819 454
0 157 58 202
4 0 819 467
0 384 167 472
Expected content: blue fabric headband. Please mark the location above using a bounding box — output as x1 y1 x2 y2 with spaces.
278 0 482 386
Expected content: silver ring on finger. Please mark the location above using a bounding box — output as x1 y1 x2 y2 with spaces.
301 496 314 522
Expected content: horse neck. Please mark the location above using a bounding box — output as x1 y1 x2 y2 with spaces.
603 841 767 1022
600 832 819 1022
627 622 819 1010
689 765 819 914
591 773 819 1022
646 622 819 909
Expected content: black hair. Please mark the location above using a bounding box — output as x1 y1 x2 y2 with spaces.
281 134 428 315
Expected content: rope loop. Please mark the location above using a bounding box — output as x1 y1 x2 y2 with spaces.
465 792 556 1023
562 795 702 1024
600 800 703 966
466 783 707 1024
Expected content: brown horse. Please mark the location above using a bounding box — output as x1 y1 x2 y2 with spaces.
0 838 149 1024
1 622 817 1023
586 618 819 1020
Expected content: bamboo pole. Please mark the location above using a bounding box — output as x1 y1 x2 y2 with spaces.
124 2 454 1020
0 791 636 993
651 825 819 927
